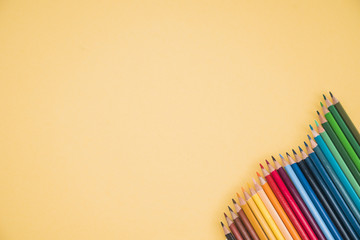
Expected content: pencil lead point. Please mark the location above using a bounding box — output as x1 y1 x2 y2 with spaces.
232 199 236 204
298 146 303 152
236 192 240 198
265 159 270 165
224 212 228 217
323 94 327 100
271 156 276 161
317 110 320 115
221 221 224 227
304 141 308 147
241 187 245 193
228 206 233 212
279 154 284 159
286 152 290 156
307 134 312 140
315 120 319 127
292 149 297 155
259 163 264 169
329 91 333 98
309 124 313 130
320 102 324 107
256 172 261 177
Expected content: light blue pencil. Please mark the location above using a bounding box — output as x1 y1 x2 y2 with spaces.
278 154 335 240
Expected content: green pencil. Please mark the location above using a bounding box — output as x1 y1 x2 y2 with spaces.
321 102 360 172
331 92 360 147
315 120 360 198
324 94 360 159
318 112 360 186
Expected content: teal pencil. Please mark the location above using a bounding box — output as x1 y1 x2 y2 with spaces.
310 125 360 211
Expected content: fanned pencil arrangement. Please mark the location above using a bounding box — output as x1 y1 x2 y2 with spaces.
220 92 360 240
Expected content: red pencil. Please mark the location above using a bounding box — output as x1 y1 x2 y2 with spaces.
265 160 318 240
260 163 310 240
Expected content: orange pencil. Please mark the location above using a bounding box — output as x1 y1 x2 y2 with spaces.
257 172 301 240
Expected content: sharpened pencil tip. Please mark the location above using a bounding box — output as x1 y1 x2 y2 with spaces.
292 149 297 155
241 187 245 192
298 146 303 152
256 172 261 177
271 156 276 161
221 221 224 227
320 102 324 107
315 120 319 127
307 134 311 140
304 141 308 147
323 94 327 100
228 206 233 212
224 213 227 217
265 159 270 165
286 152 290 156
236 192 240 198
317 110 320 115
309 124 313 130
232 199 236 204
279 154 284 159
259 164 264 169
329 91 333 98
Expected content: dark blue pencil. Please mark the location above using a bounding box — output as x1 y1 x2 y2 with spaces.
300 143 355 239
289 148 342 240
305 140 360 237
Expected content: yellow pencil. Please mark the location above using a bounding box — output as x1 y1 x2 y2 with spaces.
238 194 268 240
253 178 293 240
242 187 276 240
249 184 285 240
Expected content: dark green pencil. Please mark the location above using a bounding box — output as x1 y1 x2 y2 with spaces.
318 111 360 186
331 92 360 146
324 94 360 159
321 102 360 172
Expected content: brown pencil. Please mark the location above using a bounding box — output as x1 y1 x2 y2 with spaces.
232 199 260 240
225 213 244 240
221 221 237 240
228 206 252 240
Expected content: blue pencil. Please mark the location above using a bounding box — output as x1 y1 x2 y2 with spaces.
290 149 342 240
310 125 360 212
301 143 356 239
306 138 360 237
277 153 335 240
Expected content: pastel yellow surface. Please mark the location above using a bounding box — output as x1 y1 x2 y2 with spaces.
1 1 360 239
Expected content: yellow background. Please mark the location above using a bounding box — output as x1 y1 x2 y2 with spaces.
1 0 360 239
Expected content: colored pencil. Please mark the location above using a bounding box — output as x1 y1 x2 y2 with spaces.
318 111 360 186
331 92 360 146
315 120 360 197
242 188 276 240
288 150 341 240
307 137 360 235
270 157 324 240
225 213 244 240
253 178 293 240
299 144 356 240
325 94 360 159
228 206 251 240
261 164 310 240
222 222 237 240
238 195 268 240
257 173 301 240
233 199 259 240
249 185 285 240
321 102 360 172
310 127 360 212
